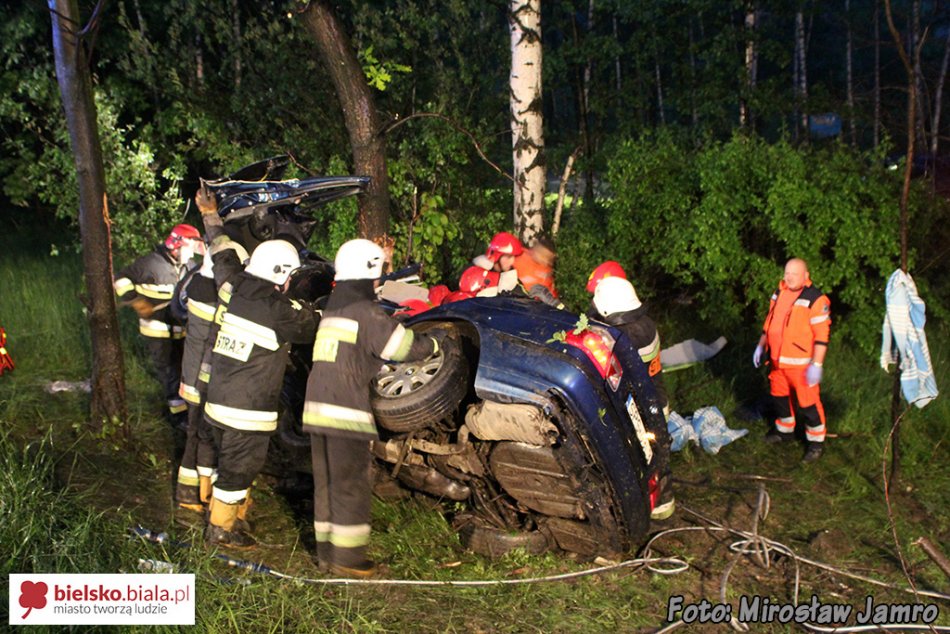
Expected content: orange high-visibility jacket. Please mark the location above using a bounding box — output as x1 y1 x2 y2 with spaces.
514 253 558 297
762 280 831 369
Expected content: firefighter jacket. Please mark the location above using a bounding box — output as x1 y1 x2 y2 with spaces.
302 279 437 441
178 270 218 405
762 280 831 370
600 305 668 409
204 272 317 433
114 246 186 339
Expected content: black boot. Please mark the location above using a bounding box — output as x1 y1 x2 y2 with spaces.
802 442 824 463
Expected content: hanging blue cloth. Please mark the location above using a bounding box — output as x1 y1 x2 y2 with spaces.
880 269 939 408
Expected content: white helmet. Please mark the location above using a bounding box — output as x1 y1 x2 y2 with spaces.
334 239 385 281
593 276 641 317
245 240 300 285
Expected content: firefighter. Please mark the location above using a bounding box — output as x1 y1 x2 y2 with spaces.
202 239 318 548
586 260 627 294
173 248 219 513
302 239 438 578
483 232 562 308
114 224 204 428
753 258 831 463
593 276 675 520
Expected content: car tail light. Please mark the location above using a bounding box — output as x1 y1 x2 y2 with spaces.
564 326 623 391
648 473 659 510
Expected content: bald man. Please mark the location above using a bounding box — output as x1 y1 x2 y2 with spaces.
753 258 831 462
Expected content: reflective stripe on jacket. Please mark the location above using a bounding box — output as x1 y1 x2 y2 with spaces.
114 246 186 337
762 280 831 369
204 272 317 433
302 280 436 441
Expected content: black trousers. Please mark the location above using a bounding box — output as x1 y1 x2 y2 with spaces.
311 434 373 567
180 399 217 474
210 425 270 502
144 336 185 415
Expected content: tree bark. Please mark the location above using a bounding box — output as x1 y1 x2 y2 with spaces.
929 29 950 157
49 0 127 430
740 5 758 129
509 0 545 244
230 0 242 90
795 8 808 142
302 1 390 239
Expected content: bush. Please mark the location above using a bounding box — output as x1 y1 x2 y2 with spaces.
598 131 941 355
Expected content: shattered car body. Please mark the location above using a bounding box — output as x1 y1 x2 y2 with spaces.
204 163 664 558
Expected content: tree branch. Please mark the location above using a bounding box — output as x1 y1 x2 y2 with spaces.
380 112 513 183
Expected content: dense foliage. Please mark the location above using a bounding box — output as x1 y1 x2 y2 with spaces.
1 0 948 346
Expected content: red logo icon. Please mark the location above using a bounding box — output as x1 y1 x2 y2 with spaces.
19 580 48 619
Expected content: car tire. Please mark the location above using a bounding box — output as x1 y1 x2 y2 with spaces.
371 324 468 433
456 516 550 559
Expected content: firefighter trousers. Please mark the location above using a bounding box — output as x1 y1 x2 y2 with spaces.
310 435 373 568
144 336 186 418
768 365 826 443
178 400 217 489
210 425 269 505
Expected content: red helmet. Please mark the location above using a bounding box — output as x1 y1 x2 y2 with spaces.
165 224 202 251
459 266 501 294
485 232 524 262
443 290 475 304
586 260 627 293
398 298 433 317
427 284 451 307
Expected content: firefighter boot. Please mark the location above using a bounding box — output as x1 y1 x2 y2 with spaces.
198 475 213 506
234 490 252 534
205 498 256 549
328 560 379 579
175 481 204 513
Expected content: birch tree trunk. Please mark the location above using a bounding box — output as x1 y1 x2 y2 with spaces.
509 0 545 243
796 8 809 141
654 39 665 125
303 1 390 239
230 0 242 90
929 29 950 157
846 0 856 146
49 0 128 431
740 5 758 129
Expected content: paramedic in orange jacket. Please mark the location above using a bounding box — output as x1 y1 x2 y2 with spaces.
753 258 831 463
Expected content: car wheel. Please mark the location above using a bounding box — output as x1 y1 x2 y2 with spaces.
371 324 469 432
456 515 550 559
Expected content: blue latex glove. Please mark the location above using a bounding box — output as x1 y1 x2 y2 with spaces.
806 363 823 386
753 344 764 368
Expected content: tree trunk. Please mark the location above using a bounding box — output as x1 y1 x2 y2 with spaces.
654 39 665 125
884 0 916 483
796 8 808 142
509 0 545 244
929 29 950 157
911 0 926 149
49 0 128 430
230 0 242 91
613 14 621 92
302 1 390 239
846 0 856 146
874 0 881 147
740 5 758 129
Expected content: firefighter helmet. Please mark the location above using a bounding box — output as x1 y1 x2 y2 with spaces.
485 232 524 262
458 266 500 294
334 239 386 281
165 224 202 251
593 277 641 317
586 260 627 293
245 240 300 285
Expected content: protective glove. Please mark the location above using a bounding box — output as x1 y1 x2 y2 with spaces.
195 181 218 216
752 344 764 368
806 363 823 386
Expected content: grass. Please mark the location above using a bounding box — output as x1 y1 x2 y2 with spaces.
1 225 948 632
